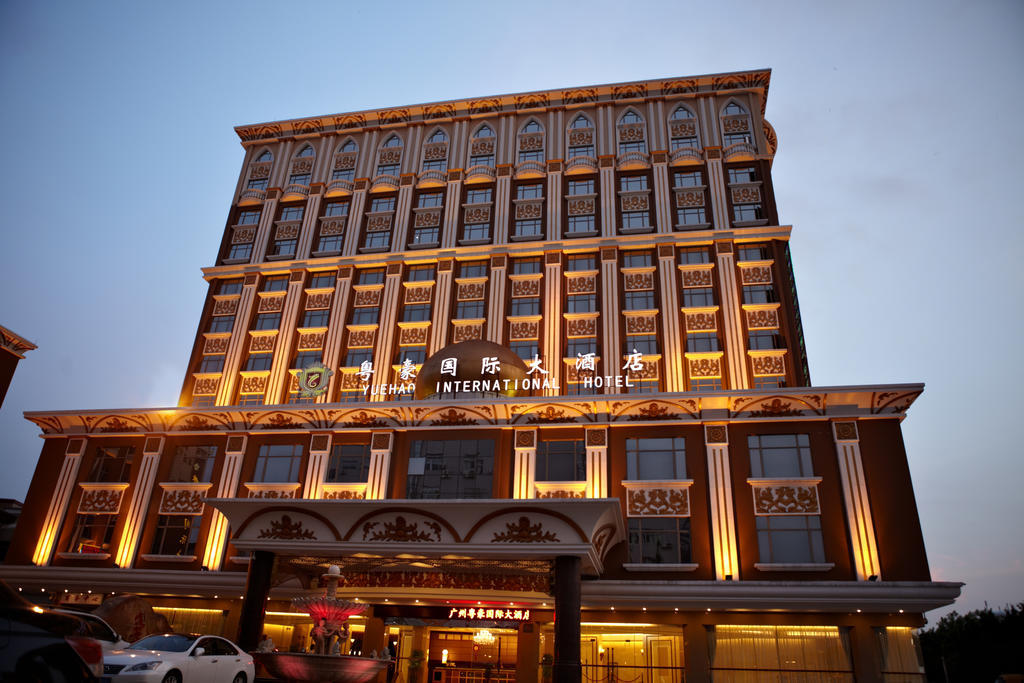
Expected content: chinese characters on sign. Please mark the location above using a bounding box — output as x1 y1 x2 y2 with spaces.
446 607 531 621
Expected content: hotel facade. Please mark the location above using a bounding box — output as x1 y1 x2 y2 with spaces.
3 70 960 682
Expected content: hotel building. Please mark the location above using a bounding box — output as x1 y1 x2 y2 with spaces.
3 70 960 682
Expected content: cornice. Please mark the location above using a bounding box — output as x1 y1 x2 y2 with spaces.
22 383 923 437
0 324 37 359
234 69 772 144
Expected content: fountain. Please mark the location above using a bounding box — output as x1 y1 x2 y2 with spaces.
253 565 388 683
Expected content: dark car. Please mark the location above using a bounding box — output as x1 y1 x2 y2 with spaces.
0 579 103 681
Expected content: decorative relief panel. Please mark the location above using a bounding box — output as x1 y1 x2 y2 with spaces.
297 333 325 350
275 223 300 239
367 214 392 232
458 282 486 300
363 515 441 543
159 487 208 515
745 308 779 330
620 193 650 212
78 486 126 514
464 205 491 224
625 314 657 334
566 317 597 337
399 326 429 345
291 159 313 174
752 484 820 515
322 485 366 500
509 320 538 340
470 138 495 156
566 275 596 294
731 185 762 204
675 188 705 208
348 329 376 347
722 114 750 133
514 200 543 220
568 129 593 146
378 149 402 165
834 421 859 441
422 142 448 161
567 198 595 216
518 133 544 151
626 485 690 516
354 289 382 306
203 336 229 354
623 271 654 291
511 278 541 297
232 227 256 244
414 208 442 227
535 489 584 500
685 311 717 332
492 517 558 542
404 285 433 304
246 483 299 499
670 121 697 138
453 322 484 342
258 295 285 313
193 377 219 395
305 292 332 310
688 356 722 378
751 354 785 376
515 430 536 448
212 298 238 316
239 374 269 394
681 268 713 288
618 123 645 142
319 218 346 236
740 266 773 285
249 161 271 179
334 153 356 170
249 335 276 353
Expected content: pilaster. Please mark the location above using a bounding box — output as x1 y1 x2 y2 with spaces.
295 188 323 259
584 427 608 498
367 431 394 500
216 274 259 406
303 433 332 499
114 436 165 568
341 185 368 256
714 241 749 389
542 252 563 396
652 156 673 233
657 245 685 391
599 248 621 393
429 259 454 354
494 171 512 244
832 421 882 580
370 263 403 401
32 438 87 566
392 179 415 248
486 255 507 343
321 266 354 402
704 424 739 580
598 158 616 237
440 175 463 249
546 165 563 241
252 194 280 263
202 434 247 571
512 429 537 499
704 149 730 230
265 270 307 404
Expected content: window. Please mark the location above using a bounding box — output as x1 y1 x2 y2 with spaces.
618 111 647 152
344 348 373 368
748 331 784 350
245 353 273 371
678 207 708 227
567 215 595 234
742 285 777 305
167 446 217 482
417 192 443 208
733 203 764 222
218 279 244 295
268 237 296 257
466 188 492 204
295 145 314 158
514 219 542 238
252 313 281 330
674 171 703 188
369 197 396 213
252 444 304 482
402 303 431 322
246 178 268 190
686 332 720 353
669 106 699 150
406 439 495 499
626 437 686 480
510 341 539 362
308 272 335 289
567 115 595 157
516 184 542 199
325 444 371 483
509 298 540 316
237 210 261 225
262 276 288 292
324 202 349 218
518 121 544 162
460 261 487 278
227 244 252 261
237 394 264 406
683 288 715 308
292 350 321 369
376 136 402 176
738 243 771 261
690 377 722 391
363 230 390 249
620 176 648 192
455 301 485 319
256 151 272 162
358 268 385 285
289 173 310 186
208 315 234 334
566 293 596 313
567 255 596 272
332 168 355 182
406 265 435 282
623 251 652 269
624 291 655 310
87 446 134 482
512 258 541 275
198 356 224 373
753 376 785 390
756 515 825 563
628 518 691 564
470 125 495 166
462 223 490 242
535 440 586 481
568 179 594 196
150 515 201 556
422 130 448 172
411 227 438 245
67 514 117 554
625 334 658 355
350 308 379 325
316 234 343 253
566 338 597 357
279 206 304 222
621 211 650 230
728 167 757 184
748 434 812 478
569 115 591 129
679 248 711 265
722 103 752 146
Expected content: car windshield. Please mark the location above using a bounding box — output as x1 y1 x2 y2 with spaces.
129 634 197 652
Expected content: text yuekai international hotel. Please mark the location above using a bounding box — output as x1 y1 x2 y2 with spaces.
3 69 960 682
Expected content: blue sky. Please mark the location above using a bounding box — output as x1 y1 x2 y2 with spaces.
1 0 1021 620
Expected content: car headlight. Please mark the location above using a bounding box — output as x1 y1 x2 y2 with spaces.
125 660 164 671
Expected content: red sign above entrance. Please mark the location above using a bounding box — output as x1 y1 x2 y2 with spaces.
447 607 531 621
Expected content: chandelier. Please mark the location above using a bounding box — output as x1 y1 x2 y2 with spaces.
473 629 496 645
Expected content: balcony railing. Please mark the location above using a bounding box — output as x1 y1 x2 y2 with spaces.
723 141 758 161
564 155 598 175
670 146 704 165
513 160 546 179
370 174 400 192
238 188 266 205
325 178 354 197
616 151 651 171
281 183 310 201
417 169 446 188
464 164 496 184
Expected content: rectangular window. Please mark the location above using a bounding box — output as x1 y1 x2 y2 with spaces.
535 440 586 481
626 437 686 480
198 356 225 373
628 518 691 564
406 439 495 499
237 394 264 406
518 149 544 162
566 338 597 357
566 294 596 313
514 219 542 238
566 254 596 272
567 215 595 234
673 172 703 187
568 179 595 195
512 258 541 275
292 350 321 369
738 244 771 261
253 444 304 482
679 248 711 265
677 207 707 226
727 167 758 184
625 334 658 355
509 298 540 317
748 434 813 478
756 515 825 564
417 193 443 208
87 446 134 483
262 276 288 292
516 184 543 199
686 332 720 353
344 348 373 368
742 285 777 305
376 163 399 176
269 239 296 256
459 261 487 278
324 202 349 217
624 291 655 310
682 288 715 308
733 203 764 222
753 376 785 390
350 308 379 325
748 331 784 350
363 230 390 249
466 188 492 204
244 353 273 372
316 234 343 253
247 178 268 190
331 168 354 181
622 211 650 229
397 346 426 365
67 514 117 554
411 227 439 245
167 446 217 483
289 173 311 186
252 313 282 330
422 158 447 172
510 341 539 362
325 444 371 483
670 135 698 150
227 244 252 261
623 251 653 268
406 265 436 282
567 144 594 157
620 175 649 191
207 315 234 333
308 272 336 289
237 210 261 225
469 153 494 167
619 140 647 154
358 268 385 286
280 206 304 222
690 377 722 391
724 132 750 147
218 279 244 295
455 301 485 319
150 515 201 556
402 303 431 322
462 224 490 241
370 197 396 212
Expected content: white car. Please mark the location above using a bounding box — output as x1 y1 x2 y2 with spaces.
102 633 254 683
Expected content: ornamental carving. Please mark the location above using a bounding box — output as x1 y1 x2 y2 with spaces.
586 428 607 447
682 269 713 287
363 516 441 543
424 103 456 119
193 377 219 395
685 312 717 331
291 159 313 174
568 130 593 146
628 487 689 516
348 329 375 347
323 489 365 500
630 359 660 380
249 161 271 179
515 430 536 448
250 335 276 352
731 186 761 204
178 415 214 432
620 194 649 212
537 490 584 499
378 149 402 165
405 286 432 304
670 121 697 138
159 489 205 514
232 227 256 244
343 411 385 428
367 214 392 232
276 223 300 239
511 278 541 297
563 88 598 104
258 515 314 539
675 189 705 208
305 292 332 310
625 315 656 334
78 488 123 514
747 398 802 417
458 282 485 300
335 114 365 129
566 318 596 337
430 409 476 426
341 372 363 389
354 289 381 306
613 83 646 99
834 421 858 441
212 299 238 315
746 308 779 329
515 201 543 220
764 121 778 156
422 142 448 161
414 209 441 227
566 275 595 294
400 326 428 345
258 296 284 313
379 108 410 124
509 320 538 340
689 357 721 378
753 485 819 515
567 198 595 216
469 98 500 114
706 425 728 443
320 218 345 236
722 114 750 133
204 337 229 354
453 323 483 342
334 153 356 170
98 417 136 433
464 206 491 224
249 487 296 499
751 355 785 376
518 133 544 151
526 406 567 424
515 93 548 109
470 138 495 155
491 517 558 543
371 432 392 450
624 272 654 291
630 402 678 421
297 333 325 350
240 375 268 394
740 266 772 284
618 123 645 142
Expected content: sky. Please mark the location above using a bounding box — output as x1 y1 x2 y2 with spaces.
1 0 1021 622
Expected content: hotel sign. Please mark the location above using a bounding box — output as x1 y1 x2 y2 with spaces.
447 607 531 621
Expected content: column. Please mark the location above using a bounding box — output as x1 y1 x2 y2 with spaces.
494 170 512 243
251 194 280 264
599 248 621 393
429 259 453 354
704 424 739 580
216 274 259 406
410 625 429 683
366 431 393 500
202 434 247 571
370 263 403 401
585 427 608 498
391 179 415 248
512 429 537 499
265 269 307 404
296 188 324 259
553 555 582 683
236 549 275 652
546 163 563 241
542 252 563 396
32 437 87 566
302 433 332 499
516 621 541 683
704 149 730 230
714 241 749 390
322 266 354 402
832 421 882 580
598 157 616 237
485 255 507 343
341 184 368 256
848 622 884 683
652 156 673 233
114 436 165 568
683 622 711 683
440 173 463 249
657 244 685 392
363 611 388 683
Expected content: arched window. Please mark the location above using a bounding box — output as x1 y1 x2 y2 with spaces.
669 106 699 150
332 140 358 182
522 121 542 133
518 120 545 163
289 145 315 186
376 135 403 176
721 102 752 147
340 140 357 153
427 130 447 143
422 129 449 172
382 135 402 148
618 110 647 154
469 124 496 167
724 102 746 116
569 114 591 129
256 151 273 162
246 150 273 191
476 124 494 137
296 145 315 158
567 114 594 158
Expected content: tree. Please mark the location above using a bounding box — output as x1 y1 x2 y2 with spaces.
919 603 1024 682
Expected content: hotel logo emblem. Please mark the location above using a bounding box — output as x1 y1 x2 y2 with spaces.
297 363 333 398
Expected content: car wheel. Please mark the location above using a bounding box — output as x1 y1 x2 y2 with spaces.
231 673 247 683
161 671 182 683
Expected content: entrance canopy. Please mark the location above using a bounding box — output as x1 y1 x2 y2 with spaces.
206 498 625 574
